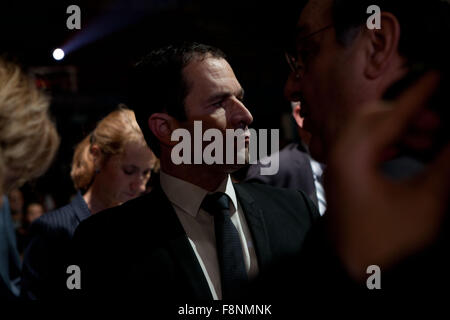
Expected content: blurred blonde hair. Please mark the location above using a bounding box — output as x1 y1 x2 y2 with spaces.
71 106 152 190
0 58 60 195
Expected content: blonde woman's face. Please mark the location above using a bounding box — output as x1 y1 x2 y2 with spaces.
95 142 154 205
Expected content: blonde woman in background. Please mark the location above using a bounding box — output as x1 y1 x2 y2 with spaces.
21 107 156 300
0 58 59 299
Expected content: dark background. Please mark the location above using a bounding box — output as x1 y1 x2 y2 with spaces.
0 0 304 206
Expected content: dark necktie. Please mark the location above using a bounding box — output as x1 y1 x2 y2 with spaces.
201 192 248 299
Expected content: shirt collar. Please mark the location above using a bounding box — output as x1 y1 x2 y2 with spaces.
73 191 92 222
160 170 238 217
309 157 325 178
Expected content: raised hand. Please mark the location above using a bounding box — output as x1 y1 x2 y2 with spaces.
325 73 450 280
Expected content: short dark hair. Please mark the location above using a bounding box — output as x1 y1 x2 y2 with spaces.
332 0 450 67
128 42 226 157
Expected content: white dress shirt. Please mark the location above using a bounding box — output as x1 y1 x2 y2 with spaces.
160 171 259 300
309 157 327 216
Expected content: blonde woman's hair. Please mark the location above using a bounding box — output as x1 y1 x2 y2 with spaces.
0 58 60 195
71 106 151 190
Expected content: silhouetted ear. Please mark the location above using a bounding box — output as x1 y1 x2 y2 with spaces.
148 113 179 148
291 102 303 128
364 12 401 80
291 102 312 146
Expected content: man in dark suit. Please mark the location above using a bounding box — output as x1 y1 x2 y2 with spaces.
244 102 326 215
72 43 319 301
245 142 317 201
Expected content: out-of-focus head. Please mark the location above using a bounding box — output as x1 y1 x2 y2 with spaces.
0 58 60 198
71 107 156 205
284 0 450 161
129 43 253 173
24 202 44 225
8 188 24 214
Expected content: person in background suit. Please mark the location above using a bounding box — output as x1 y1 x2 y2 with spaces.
244 101 326 214
7 189 24 232
21 107 156 300
72 43 319 302
16 202 44 257
0 57 59 300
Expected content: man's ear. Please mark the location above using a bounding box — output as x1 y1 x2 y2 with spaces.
148 113 179 148
364 12 401 79
291 102 304 128
291 102 312 146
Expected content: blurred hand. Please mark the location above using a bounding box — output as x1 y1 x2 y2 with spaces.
325 73 450 280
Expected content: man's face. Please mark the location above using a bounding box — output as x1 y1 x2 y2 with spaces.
284 0 367 161
180 56 253 171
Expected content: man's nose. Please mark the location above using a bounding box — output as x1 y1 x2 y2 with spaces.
284 72 302 102
230 98 253 128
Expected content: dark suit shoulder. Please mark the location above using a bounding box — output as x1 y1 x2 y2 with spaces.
238 180 300 195
236 181 311 206
32 192 91 239
278 142 311 165
32 204 78 239
71 193 162 297
236 182 320 221
244 143 317 202
80 191 151 222
235 182 319 269
73 192 155 243
247 143 310 177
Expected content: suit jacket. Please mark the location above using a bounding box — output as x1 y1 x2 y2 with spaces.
71 182 319 301
0 196 21 299
21 192 91 300
244 143 319 207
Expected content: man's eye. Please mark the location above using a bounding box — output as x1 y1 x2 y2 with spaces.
212 100 225 108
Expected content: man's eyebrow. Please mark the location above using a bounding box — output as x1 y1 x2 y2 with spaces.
206 92 231 104
206 88 245 104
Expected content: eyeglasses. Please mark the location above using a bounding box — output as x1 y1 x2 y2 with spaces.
285 24 334 78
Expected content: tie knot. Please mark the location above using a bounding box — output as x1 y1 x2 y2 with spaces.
201 192 230 216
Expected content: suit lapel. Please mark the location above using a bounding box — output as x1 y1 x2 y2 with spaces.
151 187 213 300
71 191 92 223
233 184 273 273
166 233 213 300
